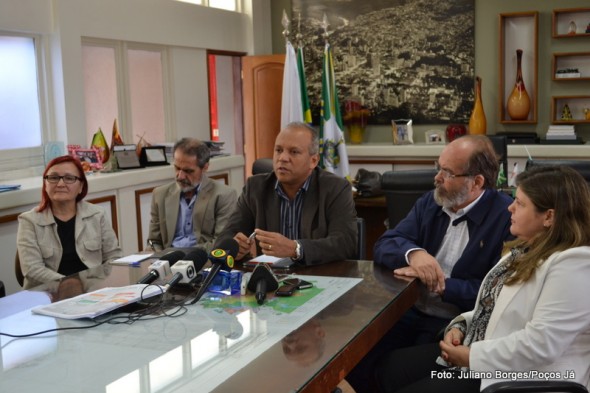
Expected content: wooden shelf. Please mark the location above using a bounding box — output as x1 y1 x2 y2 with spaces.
552 52 590 81
499 12 538 124
552 8 590 38
551 96 590 124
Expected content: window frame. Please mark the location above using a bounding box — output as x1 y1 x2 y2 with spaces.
0 31 50 179
81 38 173 146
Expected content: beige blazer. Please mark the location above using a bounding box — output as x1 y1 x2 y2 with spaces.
449 247 590 391
147 176 237 252
17 201 122 289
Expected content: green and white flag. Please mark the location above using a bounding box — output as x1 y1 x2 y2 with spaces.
281 41 312 128
320 43 350 180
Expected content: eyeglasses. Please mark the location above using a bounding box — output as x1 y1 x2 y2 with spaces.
44 175 81 184
434 162 472 180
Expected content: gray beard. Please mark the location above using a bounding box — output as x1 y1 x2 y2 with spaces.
434 185 470 210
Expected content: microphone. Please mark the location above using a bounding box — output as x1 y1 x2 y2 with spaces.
247 263 279 305
137 250 186 285
170 248 209 285
190 238 239 304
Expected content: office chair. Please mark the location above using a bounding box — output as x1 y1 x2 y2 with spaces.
0 280 5 298
525 159 590 184
487 135 508 188
251 158 273 175
15 250 24 287
381 169 437 229
481 380 588 393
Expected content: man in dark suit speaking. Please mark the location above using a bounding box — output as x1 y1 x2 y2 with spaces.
218 122 357 265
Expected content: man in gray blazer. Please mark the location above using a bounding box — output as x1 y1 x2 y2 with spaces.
218 122 357 265
147 138 237 253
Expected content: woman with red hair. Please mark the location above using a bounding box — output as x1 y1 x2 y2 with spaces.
17 155 122 288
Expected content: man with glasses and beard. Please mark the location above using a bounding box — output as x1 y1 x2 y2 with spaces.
147 138 237 253
346 135 514 393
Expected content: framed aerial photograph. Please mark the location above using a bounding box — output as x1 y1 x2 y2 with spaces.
291 0 475 125
72 148 103 170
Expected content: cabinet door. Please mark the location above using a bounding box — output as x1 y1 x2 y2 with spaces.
242 55 285 177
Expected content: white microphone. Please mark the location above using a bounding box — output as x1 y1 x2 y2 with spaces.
170 249 209 284
137 250 186 285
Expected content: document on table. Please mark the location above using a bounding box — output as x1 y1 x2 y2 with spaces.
31 284 165 319
111 253 154 265
245 255 294 269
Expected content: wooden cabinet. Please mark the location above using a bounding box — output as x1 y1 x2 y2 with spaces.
550 8 590 126
552 8 590 38
551 96 590 124
498 12 538 124
552 52 590 81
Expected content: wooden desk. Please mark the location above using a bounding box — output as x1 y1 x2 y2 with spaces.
0 260 418 393
354 196 388 260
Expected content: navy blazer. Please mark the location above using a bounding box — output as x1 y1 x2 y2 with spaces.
373 188 514 311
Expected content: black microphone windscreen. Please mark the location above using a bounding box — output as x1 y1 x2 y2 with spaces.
159 250 186 265
214 238 239 257
185 248 209 271
247 263 279 293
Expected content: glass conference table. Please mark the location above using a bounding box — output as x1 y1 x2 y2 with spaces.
0 259 419 393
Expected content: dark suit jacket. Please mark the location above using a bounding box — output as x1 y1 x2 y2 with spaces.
374 188 514 311
219 168 358 265
148 176 237 252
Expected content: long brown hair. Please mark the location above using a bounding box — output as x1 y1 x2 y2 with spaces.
504 166 590 284
38 155 88 212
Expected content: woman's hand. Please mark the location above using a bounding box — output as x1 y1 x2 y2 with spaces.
439 340 470 368
443 327 464 346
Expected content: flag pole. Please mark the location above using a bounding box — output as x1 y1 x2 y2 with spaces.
296 13 303 50
281 9 290 44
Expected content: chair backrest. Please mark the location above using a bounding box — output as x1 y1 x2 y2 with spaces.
381 169 437 229
525 159 590 184
356 217 366 260
487 135 508 187
251 158 273 175
15 249 24 287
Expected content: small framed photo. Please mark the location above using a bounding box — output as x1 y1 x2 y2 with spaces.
72 148 103 171
425 130 445 144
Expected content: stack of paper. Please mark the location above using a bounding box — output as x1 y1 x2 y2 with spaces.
546 125 576 140
32 284 165 319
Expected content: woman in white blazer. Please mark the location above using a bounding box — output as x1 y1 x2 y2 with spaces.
376 165 590 393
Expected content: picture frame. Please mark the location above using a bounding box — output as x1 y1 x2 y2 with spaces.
140 146 168 167
391 119 414 145
72 148 103 171
425 130 446 144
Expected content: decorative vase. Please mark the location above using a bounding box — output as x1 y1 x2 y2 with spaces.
348 124 365 144
507 49 531 121
468 76 486 135
445 124 467 142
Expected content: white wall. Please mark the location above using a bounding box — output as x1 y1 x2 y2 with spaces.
0 0 273 176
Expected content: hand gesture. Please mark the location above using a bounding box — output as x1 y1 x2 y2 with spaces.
254 229 297 258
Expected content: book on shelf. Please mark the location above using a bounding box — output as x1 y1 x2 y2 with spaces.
546 134 578 140
555 72 581 79
548 125 575 130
